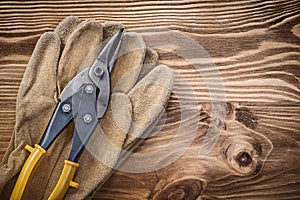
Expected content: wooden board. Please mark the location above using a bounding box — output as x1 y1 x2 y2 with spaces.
0 0 299 199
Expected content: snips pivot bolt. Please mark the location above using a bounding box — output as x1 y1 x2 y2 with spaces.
62 104 71 113
85 84 94 94
83 114 93 123
94 66 104 77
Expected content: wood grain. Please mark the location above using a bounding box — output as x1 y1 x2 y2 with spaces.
0 0 299 199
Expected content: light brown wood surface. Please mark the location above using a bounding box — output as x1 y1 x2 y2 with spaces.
0 0 300 199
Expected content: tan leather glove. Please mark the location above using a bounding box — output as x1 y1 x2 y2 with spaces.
0 16 174 199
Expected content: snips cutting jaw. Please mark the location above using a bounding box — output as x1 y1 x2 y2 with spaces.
10 29 124 200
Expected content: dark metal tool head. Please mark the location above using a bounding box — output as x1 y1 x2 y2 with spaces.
94 28 124 73
60 28 124 118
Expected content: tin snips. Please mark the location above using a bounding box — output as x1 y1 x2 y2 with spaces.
10 29 124 200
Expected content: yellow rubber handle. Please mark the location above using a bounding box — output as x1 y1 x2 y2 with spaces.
48 160 79 200
10 144 46 200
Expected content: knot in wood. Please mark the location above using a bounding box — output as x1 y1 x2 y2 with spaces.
225 102 234 119
236 151 253 167
221 135 264 175
156 179 203 200
235 107 258 129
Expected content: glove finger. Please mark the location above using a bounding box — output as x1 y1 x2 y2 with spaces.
66 92 132 199
0 32 60 196
111 32 146 94
103 22 124 40
16 32 61 143
100 92 132 147
54 16 81 49
107 27 158 91
125 65 174 147
137 47 159 81
57 19 103 95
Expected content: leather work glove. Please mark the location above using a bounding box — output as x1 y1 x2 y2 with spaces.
0 16 174 199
